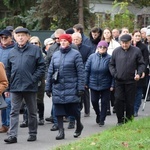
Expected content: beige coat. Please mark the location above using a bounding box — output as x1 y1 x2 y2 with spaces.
0 62 8 95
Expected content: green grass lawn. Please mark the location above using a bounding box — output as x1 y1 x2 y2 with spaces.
54 117 150 150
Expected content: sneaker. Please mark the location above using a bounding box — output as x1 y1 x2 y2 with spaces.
68 122 75 129
20 121 28 128
50 124 59 131
4 136 17 144
27 135 37 142
38 119 44 125
45 116 54 123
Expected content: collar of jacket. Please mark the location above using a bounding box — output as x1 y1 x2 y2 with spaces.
0 41 15 49
15 41 29 51
97 52 107 57
60 46 71 53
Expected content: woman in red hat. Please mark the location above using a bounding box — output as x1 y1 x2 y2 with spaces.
45 34 85 140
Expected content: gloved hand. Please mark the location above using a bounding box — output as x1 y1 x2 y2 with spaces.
46 91 51 98
77 90 84 97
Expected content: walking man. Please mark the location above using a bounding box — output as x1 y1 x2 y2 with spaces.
109 34 145 125
4 27 45 143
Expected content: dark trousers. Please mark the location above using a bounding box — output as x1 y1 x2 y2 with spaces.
115 82 136 123
90 89 110 123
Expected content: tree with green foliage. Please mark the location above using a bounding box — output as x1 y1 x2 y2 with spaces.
116 0 150 8
101 1 135 31
1 0 93 30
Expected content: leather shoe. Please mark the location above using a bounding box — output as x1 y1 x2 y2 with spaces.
20 121 28 128
45 116 54 123
0 125 9 133
74 123 84 138
27 135 37 142
51 124 59 131
38 119 44 125
56 128 65 140
68 122 75 129
4 136 17 144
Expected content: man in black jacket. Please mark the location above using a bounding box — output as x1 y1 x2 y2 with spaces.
109 34 145 125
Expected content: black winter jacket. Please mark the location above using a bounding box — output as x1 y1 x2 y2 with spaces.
109 45 145 84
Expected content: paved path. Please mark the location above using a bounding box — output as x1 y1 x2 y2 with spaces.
0 95 149 150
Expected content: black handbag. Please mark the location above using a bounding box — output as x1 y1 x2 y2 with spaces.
0 95 7 110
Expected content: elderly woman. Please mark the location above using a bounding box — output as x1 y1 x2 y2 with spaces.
85 40 113 127
45 34 85 140
0 62 8 95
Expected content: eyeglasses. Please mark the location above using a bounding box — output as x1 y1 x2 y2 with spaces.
1 36 9 40
30 42 39 45
99 46 107 49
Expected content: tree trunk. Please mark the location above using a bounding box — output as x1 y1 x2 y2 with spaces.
78 0 84 28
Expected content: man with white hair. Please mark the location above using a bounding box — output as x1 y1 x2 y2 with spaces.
72 32 93 118
141 27 147 44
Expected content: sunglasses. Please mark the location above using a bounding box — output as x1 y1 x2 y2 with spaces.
1 36 9 40
30 42 39 45
99 46 107 49
54 37 59 40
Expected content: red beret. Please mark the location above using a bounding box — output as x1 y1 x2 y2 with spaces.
59 34 72 44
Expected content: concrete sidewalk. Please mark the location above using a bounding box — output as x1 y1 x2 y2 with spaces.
0 96 149 150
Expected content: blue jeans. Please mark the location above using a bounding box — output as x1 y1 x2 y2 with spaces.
1 97 11 127
134 86 143 114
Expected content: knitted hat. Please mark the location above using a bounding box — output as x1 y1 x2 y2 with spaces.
59 34 72 43
97 40 108 48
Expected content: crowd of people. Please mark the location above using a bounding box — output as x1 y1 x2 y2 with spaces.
0 24 150 144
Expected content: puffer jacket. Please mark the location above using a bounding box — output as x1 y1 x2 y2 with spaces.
45 46 85 104
6 42 45 92
85 52 113 91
